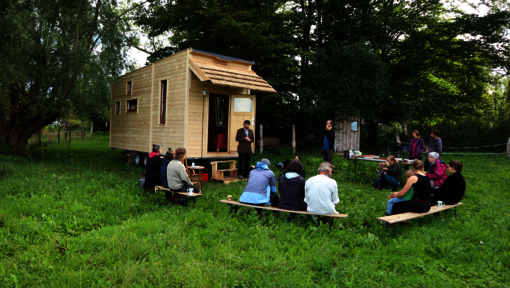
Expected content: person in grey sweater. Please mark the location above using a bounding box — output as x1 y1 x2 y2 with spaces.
166 148 200 204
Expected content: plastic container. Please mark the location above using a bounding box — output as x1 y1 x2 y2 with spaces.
201 173 209 182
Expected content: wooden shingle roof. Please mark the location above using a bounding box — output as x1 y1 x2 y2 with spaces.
189 58 277 93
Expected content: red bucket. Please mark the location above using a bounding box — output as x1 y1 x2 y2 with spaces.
201 173 209 182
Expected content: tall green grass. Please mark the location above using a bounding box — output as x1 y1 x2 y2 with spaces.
0 136 509 287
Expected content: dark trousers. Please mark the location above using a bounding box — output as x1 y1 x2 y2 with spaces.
238 152 251 177
241 193 279 215
321 149 333 165
166 184 199 203
391 200 431 215
430 194 458 206
381 175 400 191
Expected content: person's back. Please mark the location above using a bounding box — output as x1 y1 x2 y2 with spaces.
305 170 339 215
278 159 307 211
167 159 192 190
160 149 175 189
145 146 163 188
240 160 276 205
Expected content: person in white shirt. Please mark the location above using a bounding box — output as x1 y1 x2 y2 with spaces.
305 162 340 215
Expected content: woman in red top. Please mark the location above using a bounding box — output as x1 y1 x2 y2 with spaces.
408 130 425 162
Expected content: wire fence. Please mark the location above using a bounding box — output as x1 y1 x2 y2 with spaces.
28 130 93 144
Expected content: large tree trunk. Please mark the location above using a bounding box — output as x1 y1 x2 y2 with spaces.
0 115 57 156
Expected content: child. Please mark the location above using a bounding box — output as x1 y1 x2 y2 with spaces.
373 162 387 190
385 170 415 215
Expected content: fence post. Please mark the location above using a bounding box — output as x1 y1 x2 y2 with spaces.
292 125 296 154
507 137 510 160
58 129 60 143
260 124 263 154
90 125 94 139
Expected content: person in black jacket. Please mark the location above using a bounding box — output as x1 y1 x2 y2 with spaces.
144 144 163 192
278 159 314 223
320 120 335 165
381 155 401 191
430 160 466 205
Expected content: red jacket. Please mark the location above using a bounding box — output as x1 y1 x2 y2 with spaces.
426 159 447 187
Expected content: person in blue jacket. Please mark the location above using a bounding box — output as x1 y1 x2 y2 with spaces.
239 158 279 218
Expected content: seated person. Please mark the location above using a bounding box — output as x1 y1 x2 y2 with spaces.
385 170 415 216
390 160 431 215
381 155 401 191
144 144 163 192
430 160 466 205
166 148 201 204
161 149 175 189
239 159 279 218
296 155 306 178
425 152 447 188
278 159 314 223
373 162 387 190
304 162 340 216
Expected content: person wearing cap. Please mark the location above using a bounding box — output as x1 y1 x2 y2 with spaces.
320 120 335 165
236 120 255 179
239 159 279 218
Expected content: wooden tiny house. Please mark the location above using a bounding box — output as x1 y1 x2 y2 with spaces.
110 48 276 165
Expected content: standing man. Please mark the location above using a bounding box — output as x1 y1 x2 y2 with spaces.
425 129 442 172
236 120 255 179
320 120 335 165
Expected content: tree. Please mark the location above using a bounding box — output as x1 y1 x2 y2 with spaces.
0 0 133 155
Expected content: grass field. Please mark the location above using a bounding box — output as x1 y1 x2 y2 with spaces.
0 136 509 287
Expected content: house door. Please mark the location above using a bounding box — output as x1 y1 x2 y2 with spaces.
229 95 256 153
207 93 229 152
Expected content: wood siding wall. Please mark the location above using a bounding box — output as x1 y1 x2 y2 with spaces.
335 116 360 152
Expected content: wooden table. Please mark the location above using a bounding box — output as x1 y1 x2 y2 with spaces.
343 156 412 183
187 165 205 190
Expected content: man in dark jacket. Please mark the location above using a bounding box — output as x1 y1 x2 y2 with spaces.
425 129 443 171
320 120 335 165
236 120 255 179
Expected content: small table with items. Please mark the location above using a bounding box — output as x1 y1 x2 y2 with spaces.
187 165 205 190
343 155 413 182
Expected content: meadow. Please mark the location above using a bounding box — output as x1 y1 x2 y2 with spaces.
0 136 509 287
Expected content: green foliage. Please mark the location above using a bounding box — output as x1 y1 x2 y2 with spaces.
0 137 509 286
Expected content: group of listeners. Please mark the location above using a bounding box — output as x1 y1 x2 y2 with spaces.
144 144 201 205
240 158 339 222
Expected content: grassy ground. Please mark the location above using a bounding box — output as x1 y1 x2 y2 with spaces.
0 136 509 287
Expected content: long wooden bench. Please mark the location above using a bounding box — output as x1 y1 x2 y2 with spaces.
220 200 348 228
378 202 463 236
155 186 203 207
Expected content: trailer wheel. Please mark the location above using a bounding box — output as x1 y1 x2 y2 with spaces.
134 153 144 166
143 154 149 167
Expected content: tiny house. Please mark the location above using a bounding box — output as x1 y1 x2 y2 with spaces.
110 48 276 165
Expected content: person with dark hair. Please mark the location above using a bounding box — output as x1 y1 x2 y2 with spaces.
390 160 432 215
161 149 175 189
430 160 466 205
408 130 425 161
278 159 314 222
239 159 279 218
295 155 306 178
166 148 200 204
144 144 163 192
425 129 442 171
320 120 335 165
381 155 401 191
236 120 255 179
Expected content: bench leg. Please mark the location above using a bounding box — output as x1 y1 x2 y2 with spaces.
329 217 333 229
184 197 188 207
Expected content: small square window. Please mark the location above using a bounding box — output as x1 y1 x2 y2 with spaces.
351 121 358 132
127 99 137 112
233 98 252 112
115 102 120 114
127 81 132 94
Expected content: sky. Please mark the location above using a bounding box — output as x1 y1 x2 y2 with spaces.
125 0 492 68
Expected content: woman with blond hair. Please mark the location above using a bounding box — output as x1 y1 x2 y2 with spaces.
389 160 431 215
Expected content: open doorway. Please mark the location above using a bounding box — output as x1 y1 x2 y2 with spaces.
208 93 230 152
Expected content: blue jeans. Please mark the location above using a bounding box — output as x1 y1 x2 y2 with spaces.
387 197 407 215
287 213 315 223
382 174 400 190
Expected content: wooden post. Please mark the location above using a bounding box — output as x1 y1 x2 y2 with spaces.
58 129 60 143
260 124 263 154
292 125 296 154
90 125 94 139
507 137 510 160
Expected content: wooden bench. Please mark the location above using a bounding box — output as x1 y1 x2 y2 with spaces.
378 202 463 236
211 160 242 183
155 186 203 207
220 200 348 228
